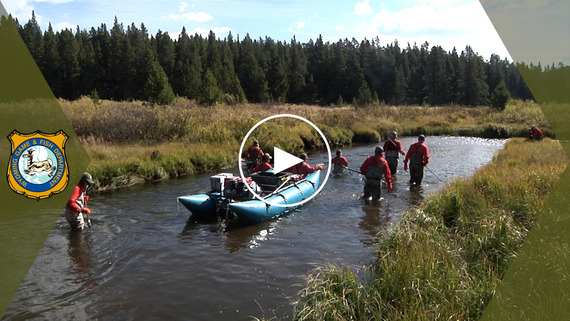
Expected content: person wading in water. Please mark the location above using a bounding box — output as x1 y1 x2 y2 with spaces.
403 134 430 185
383 131 405 175
360 146 392 202
331 149 349 175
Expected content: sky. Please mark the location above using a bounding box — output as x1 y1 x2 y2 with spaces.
0 0 519 62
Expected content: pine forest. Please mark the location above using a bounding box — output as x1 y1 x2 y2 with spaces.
8 13 570 107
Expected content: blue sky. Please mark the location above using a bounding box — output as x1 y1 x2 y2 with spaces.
1 0 515 61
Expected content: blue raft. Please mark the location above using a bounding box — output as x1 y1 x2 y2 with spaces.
178 170 321 225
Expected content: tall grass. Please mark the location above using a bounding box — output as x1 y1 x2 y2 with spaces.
293 138 568 320
59 98 551 190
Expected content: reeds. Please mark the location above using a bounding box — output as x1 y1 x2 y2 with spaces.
59 97 551 191
293 138 568 320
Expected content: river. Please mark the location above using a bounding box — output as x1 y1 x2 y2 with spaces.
3 136 505 321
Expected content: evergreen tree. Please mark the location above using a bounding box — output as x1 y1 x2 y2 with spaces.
57 28 80 99
154 30 175 80
490 80 510 110
355 81 374 106
236 34 268 102
88 24 111 98
108 17 136 100
198 69 223 106
145 58 175 105
462 46 489 106
75 28 96 97
426 46 451 105
287 37 309 103
41 24 62 97
19 11 43 65
449 48 465 104
127 23 152 100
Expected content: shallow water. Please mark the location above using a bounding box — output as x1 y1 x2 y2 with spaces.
3 136 505 321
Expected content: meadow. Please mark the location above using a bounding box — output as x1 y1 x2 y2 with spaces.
60 97 551 191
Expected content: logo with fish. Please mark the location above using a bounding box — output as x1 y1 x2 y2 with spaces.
7 130 69 200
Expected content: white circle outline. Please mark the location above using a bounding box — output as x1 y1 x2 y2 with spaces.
238 114 331 208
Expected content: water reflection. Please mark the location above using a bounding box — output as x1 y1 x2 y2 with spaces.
408 184 425 207
359 201 392 246
67 231 94 282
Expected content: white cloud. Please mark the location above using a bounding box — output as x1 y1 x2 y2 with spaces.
371 2 482 33
348 0 511 60
288 18 307 32
178 2 188 12
53 21 75 31
354 0 373 15
335 24 345 31
2 0 34 20
163 11 212 22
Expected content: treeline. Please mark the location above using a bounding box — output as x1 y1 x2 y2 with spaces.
8 13 566 106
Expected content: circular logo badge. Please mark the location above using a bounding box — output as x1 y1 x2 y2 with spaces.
238 114 331 207
7 130 69 200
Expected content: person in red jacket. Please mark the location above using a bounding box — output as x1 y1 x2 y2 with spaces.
383 131 406 175
253 153 273 173
528 125 544 141
403 135 430 185
331 149 349 175
360 146 392 201
65 172 94 231
245 140 264 172
286 153 323 176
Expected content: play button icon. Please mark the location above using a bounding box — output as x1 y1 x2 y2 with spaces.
272 147 304 174
238 114 332 207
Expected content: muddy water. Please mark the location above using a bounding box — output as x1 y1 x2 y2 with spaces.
3 137 505 321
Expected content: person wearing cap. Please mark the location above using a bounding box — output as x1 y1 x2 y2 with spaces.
331 149 349 175
253 153 273 173
360 146 393 201
286 153 324 176
65 172 94 231
528 125 544 141
383 131 406 175
403 135 430 185
245 140 264 172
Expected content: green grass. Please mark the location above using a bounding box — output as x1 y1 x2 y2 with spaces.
58 98 552 191
292 138 568 321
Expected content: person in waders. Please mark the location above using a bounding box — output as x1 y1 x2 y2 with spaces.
331 149 349 175
65 172 94 231
245 140 264 172
382 131 405 175
403 134 430 185
359 146 392 202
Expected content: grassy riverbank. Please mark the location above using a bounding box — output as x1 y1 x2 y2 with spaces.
59 98 551 191
291 138 568 320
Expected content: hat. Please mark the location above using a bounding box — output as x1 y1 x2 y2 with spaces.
253 140 259 145
299 153 308 160
262 153 272 160
390 131 397 139
80 172 94 185
374 146 383 155
336 149 342 156
418 134 425 141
